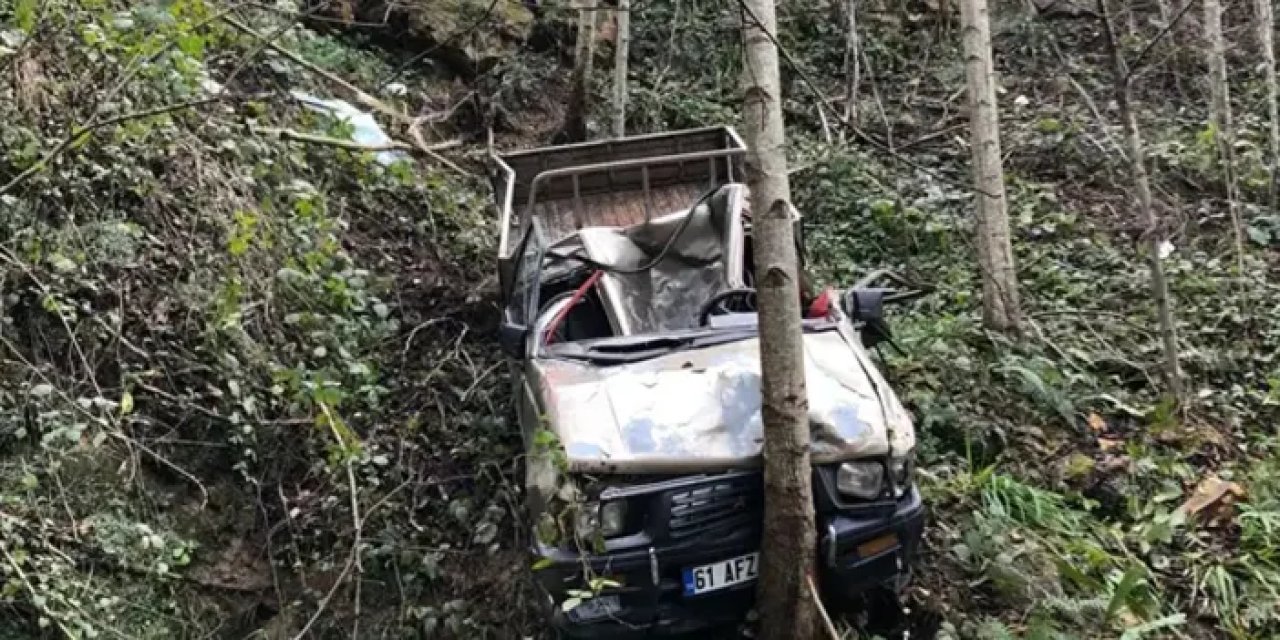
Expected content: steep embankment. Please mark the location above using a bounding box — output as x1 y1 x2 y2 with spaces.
4 1 1280 639
0 1 560 636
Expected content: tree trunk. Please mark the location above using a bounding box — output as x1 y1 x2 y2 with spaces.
611 0 630 137
1205 0 1244 269
1099 0 1184 400
561 0 598 142
843 0 861 124
739 0 816 638
960 0 1022 332
1257 0 1279 214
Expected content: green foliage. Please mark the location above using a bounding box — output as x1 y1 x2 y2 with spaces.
0 0 524 636
6 0 1280 637
627 0 743 132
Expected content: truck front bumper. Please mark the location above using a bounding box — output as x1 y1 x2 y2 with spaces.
534 486 925 639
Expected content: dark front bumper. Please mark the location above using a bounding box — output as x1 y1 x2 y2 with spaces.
820 486 926 601
535 486 925 639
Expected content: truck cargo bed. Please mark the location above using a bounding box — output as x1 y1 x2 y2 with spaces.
491 127 748 262
530 183 706 248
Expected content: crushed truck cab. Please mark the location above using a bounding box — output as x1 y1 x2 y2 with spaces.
490 127 924 637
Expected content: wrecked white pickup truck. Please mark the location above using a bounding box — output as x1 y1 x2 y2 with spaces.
490 127 925 637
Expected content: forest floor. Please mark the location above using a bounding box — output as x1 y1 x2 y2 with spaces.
2 0 1280 639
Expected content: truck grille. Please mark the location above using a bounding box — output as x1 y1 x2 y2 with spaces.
666 474 762 540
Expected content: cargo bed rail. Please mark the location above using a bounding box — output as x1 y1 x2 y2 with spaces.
491 127 748 264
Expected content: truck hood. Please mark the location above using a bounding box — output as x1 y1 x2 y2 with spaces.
533 323 916 473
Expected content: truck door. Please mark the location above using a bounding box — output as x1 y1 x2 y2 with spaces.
502 221 548 443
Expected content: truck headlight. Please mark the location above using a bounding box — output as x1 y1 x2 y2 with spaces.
574 500 629 540
600 501 628 536
836 461 884 500
889 453 914 496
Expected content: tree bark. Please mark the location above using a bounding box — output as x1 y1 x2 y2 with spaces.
1257 0 1279 214
960 0 1022 332
1099 0 1184 400
1205 0 1244 269
739 1 816 638
843 0 861 124
561 0 598 142
611 0 630 137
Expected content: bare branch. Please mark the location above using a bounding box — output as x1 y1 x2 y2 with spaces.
223 15 471 174
222 15 392 116
1124 0 1196 82
734 0 995 198
252 126 462 155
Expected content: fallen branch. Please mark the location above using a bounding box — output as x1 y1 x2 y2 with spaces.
223 16 470 175
807 574 840 640
222 15 389 116
108 432 210 509
252 126 462 155
405 116 470 175
291 453 364 640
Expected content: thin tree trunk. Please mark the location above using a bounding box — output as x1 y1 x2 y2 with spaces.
739 0 815 638
960 0 1022 332
1099 0 1184 400
843 0 861 124
1205 0 1245 270
611 0 630 138
1257 0 1279 214
561 0 598 142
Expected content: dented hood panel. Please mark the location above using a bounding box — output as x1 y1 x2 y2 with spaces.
534 325 916 473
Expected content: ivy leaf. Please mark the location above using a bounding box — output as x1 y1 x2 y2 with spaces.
472 521 498 545
1247 225 1271 246
177 33 205 58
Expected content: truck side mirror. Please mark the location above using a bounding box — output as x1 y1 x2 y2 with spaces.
843 288 893 350
499 321 528 358
842 288 887 323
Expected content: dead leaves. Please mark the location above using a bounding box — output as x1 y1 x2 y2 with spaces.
1087 412 1107 433
1177 476 1246 527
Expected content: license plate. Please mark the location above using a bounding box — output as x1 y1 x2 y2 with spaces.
565 595 621 623
857 533 900 558
682 551 759 596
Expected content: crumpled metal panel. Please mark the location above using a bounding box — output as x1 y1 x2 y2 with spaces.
534 326 916 473
580 226 725 335
577 184 747 336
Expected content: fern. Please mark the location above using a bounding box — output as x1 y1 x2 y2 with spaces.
1239 505 1280 553
981 473 1086 533
1118 614 1187 640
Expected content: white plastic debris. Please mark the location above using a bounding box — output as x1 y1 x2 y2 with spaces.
112 12 136 30
290 91 407 166
384 82 408 97
0 29 24 50
200 76 224 96
1158 240 1175 259
1013 95 1030 108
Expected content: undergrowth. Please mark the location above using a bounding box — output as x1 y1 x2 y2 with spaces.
4 0 1280 638
1 0 534 636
